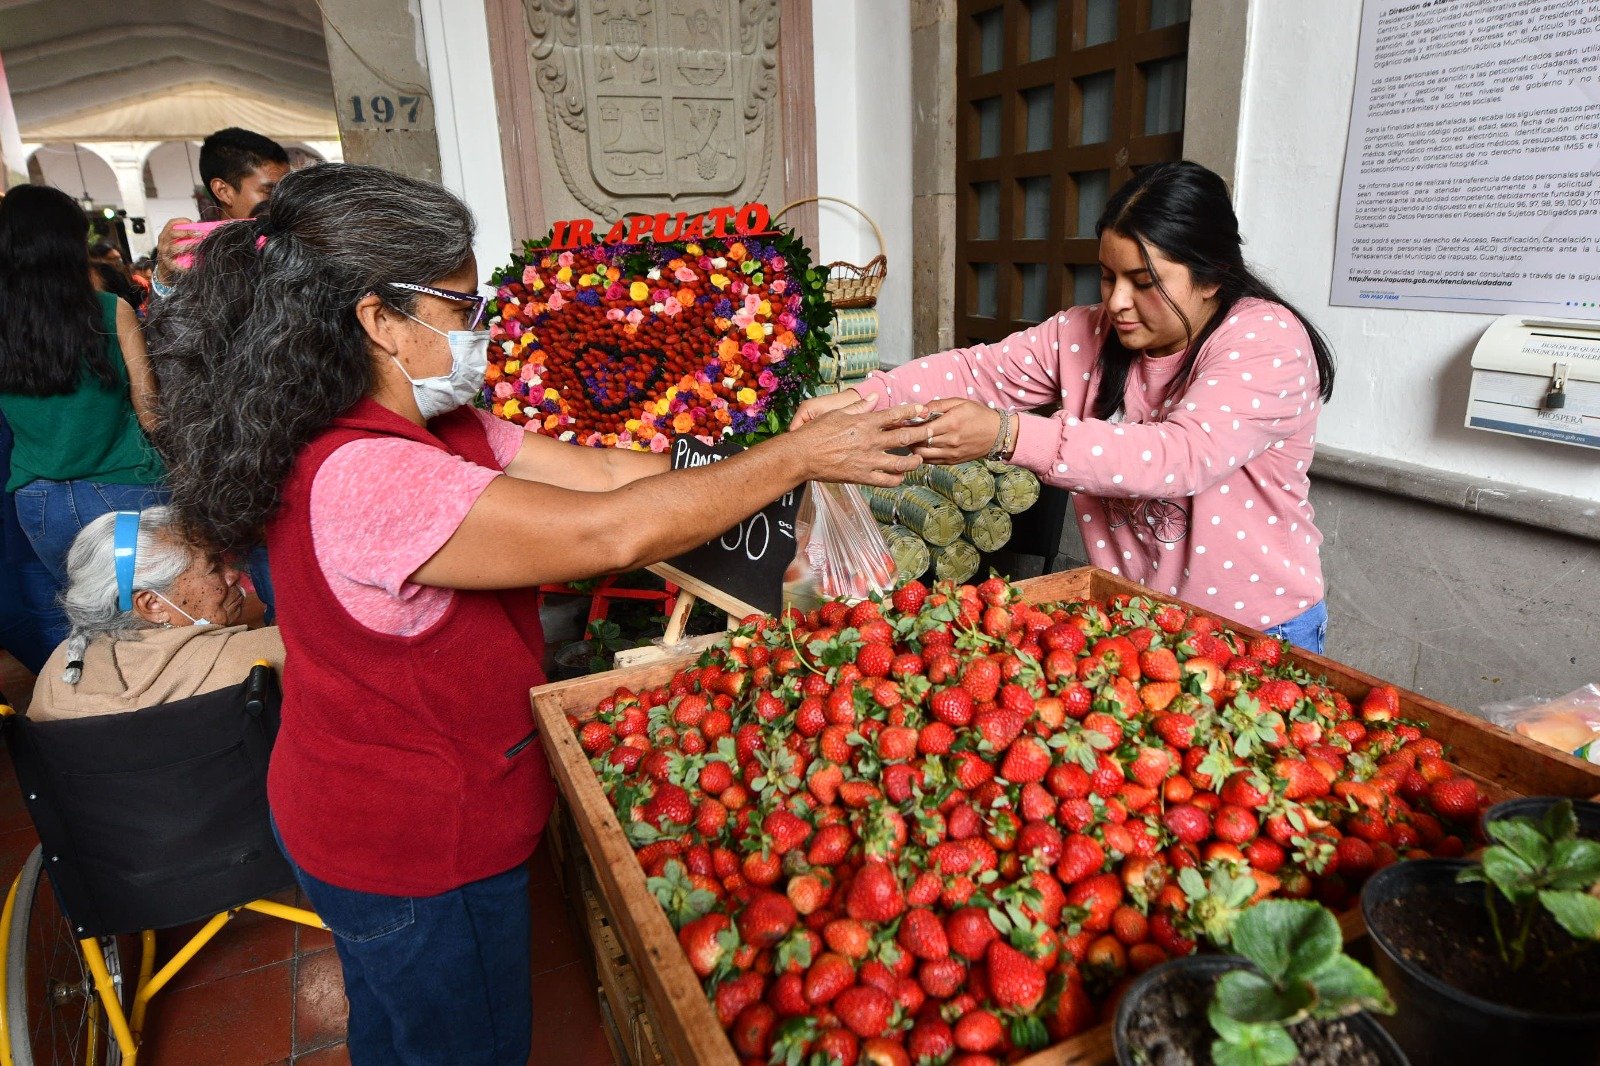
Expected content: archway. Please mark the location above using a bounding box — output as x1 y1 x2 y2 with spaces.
26 143 120 207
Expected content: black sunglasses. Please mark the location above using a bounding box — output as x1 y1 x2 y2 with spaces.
385 281 488 330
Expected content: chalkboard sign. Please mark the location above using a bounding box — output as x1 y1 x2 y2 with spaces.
658 436 801 616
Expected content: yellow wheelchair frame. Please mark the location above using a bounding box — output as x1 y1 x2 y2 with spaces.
0 694 324 1065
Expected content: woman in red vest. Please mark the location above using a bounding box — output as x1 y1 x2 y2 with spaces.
146 163 926 1065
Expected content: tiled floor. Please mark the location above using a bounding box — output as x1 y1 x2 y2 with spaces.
0 651 615 1065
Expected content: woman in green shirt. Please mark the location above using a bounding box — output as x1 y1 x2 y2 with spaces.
0 185 166 650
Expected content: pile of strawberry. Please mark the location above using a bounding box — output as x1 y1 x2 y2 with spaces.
568 578 1482 1066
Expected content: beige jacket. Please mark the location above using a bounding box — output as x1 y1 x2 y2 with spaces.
32 625 286 721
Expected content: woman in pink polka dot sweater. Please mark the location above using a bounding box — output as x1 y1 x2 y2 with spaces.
795 161 1338 651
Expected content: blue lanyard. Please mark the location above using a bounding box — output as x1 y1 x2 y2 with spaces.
114 511 140 612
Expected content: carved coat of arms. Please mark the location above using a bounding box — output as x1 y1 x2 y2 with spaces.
528 0 780 218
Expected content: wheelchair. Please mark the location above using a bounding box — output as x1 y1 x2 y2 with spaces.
0 663 323 1065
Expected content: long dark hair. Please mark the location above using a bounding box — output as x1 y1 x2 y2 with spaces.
1090 161 1336 420
0 185 118 395
146 163 475 555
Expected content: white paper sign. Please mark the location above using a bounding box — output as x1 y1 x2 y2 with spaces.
1332 0 1600 318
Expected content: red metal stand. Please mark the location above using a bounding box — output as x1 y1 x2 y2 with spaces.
536 575 679 627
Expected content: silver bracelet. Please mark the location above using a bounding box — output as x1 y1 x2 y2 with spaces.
987 410 1012 461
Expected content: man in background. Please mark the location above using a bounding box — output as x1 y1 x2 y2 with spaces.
151 128 290 297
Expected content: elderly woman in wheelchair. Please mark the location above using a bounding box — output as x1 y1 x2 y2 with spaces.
0 507 319 1066
32 506 283 722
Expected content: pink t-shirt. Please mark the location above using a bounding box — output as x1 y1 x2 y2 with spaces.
309 408 529 635
853 299 1324 630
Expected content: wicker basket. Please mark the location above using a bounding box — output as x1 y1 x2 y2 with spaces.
774 195 887 308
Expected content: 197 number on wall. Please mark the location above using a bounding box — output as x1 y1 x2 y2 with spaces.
343 94 429 129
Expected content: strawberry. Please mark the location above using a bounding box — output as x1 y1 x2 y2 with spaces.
578 721 613 755
1153 604 1188 634
1046 965 1097 1040
833 985 895 1039
945 907 999 960
679 913 732 978
732 1002 777 1058
1162 803 1211 844
1066 873 1123 932
1220 772 1271 809
1336 836 1376 878
999 736 1052 784
699 759 734 796
1152 712 1197 750
714 971 765 1028
907 1019 956 1063
1274 757 1329 801
846 860 906 923
739 891 797 948
898 907 951 961
1111 905 1149 946
961 658 1002 702
930 687 975 727
1129 746 1173 788
1212 805 1259 844
986 940 1046 1011
695 799 729 838
1047 763 1092 800
1247 635 1284 666
1061 682 1093 719
768 972 807 1017
1428 777 1480 822
953 1010 1004 1053
825 918 872 960
642 783 693 829
877 725 919 762
1149 911 1196 956
857 643 894 679
804 952 856 1005
1090 754 1126 797
1139 681 1181 713
1138 647 1181 682
953 752 995 791
1254 679 1304 713
1043 622 1088 654
974 707 1027 752
1362 684 1401 722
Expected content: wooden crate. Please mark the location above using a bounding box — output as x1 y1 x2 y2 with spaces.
531 567 1600 1066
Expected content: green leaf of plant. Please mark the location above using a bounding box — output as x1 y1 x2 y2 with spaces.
1539 889 1600 941
1487 818 1552 868
1208 1004 1299 1066
1544 799 1579 843
1548 839 1600 891
1305 954 1394 1017
1216 969 1314 1024
1232 900 1341 982
1482 847 1539 902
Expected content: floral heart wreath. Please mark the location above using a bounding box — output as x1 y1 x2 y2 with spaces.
484 224 832 450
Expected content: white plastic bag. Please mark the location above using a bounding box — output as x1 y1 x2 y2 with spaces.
1482 684 1600 763
782 482 898 610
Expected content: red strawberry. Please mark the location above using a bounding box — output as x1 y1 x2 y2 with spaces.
1138 647 1181 682
891 653 925 680
732 1003 777 1058
986 940 1046 1011
1046 964 1097 1040
916 957 967 999
1090 754 1125 796
1149 911 1196 956
834 985 894 1039
1129 746 1172 789
1274 757 1329 801
1247 635 1284 666
1428 777 1480 822
714 971 765 1028
695 799 729 838
1043 623 1088 654
768 972 807 1017
892 580 929 614
1000 736 1052 784
1082 712 1124 748
804 952 856 1005
825 918 872 960
578 721 613 755
1140 681 1181 713
1162 803 1211 844
679 912 732 977
953 1010 1004 1053
764 810 812 856
1362 685 1401 722
1245 837 1286 874
961 658 1002 702
846 860 906 923
898 907 950 961
857 643 894 679
930 687 975 727
1047 763 1092 800
739 891 797 948
699 760 734 796
1336 836 1377 878
808 824 854 867
1065 872 1123 932
944 907 999 960
974 707 1027 751
642 783 693 828
1254 679 1304 713
1153 604 1188 634
953 752 995 791
1212 805 1259 844
1061 682 1093 719
1152 712 1197 750
907 1019 956 1063
1220 771 1271 809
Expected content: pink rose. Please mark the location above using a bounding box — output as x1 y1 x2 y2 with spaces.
521 265 539 286
771 279 787 294
649 433 669 452
547 290 567 310
758 370 777 389
606 308 625 321
557 251 575 268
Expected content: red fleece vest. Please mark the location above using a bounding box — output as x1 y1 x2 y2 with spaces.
266 399 554 895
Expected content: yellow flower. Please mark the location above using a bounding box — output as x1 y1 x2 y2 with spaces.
758 300 772 316
544 387 560 401
556 266 572 283
625 419 642 433
745 322 765 341
629 281 650 301
737 388 757 405
505 360 520 375
685 243 702 257
655 398 671 416
530 276 545 291
711 273 730 290
504 399 522 417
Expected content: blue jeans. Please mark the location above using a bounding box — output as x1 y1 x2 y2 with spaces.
1265 599 1328 655
273 825 532 1065
245 544 275 624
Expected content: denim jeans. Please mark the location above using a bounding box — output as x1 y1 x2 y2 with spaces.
1265 599 1328 655
273 825 532 1065
245 544 275 624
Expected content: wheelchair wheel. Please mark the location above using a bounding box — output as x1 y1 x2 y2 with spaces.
5 846 124 1066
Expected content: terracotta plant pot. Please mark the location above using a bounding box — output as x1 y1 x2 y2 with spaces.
1363 858 1600 1066
1113 954 1408 1066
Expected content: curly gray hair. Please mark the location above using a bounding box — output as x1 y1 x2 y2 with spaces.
59 506 192 684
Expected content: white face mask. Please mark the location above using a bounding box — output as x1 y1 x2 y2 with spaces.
393 314 490 421
153 591 209 627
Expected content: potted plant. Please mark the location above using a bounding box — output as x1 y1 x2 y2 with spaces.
1116 899 1405 1065
1483 794 1600 841
1364 798 1600 1065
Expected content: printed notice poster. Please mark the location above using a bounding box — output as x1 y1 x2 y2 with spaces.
1332 0 1600 317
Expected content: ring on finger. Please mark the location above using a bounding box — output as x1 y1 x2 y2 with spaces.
926 426 935 445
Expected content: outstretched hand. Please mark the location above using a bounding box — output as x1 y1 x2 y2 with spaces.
785 400 932 486
908 398 1004 465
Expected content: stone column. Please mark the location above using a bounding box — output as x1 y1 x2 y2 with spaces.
317 0 442 181
87 141 155 257
910 0 956 356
